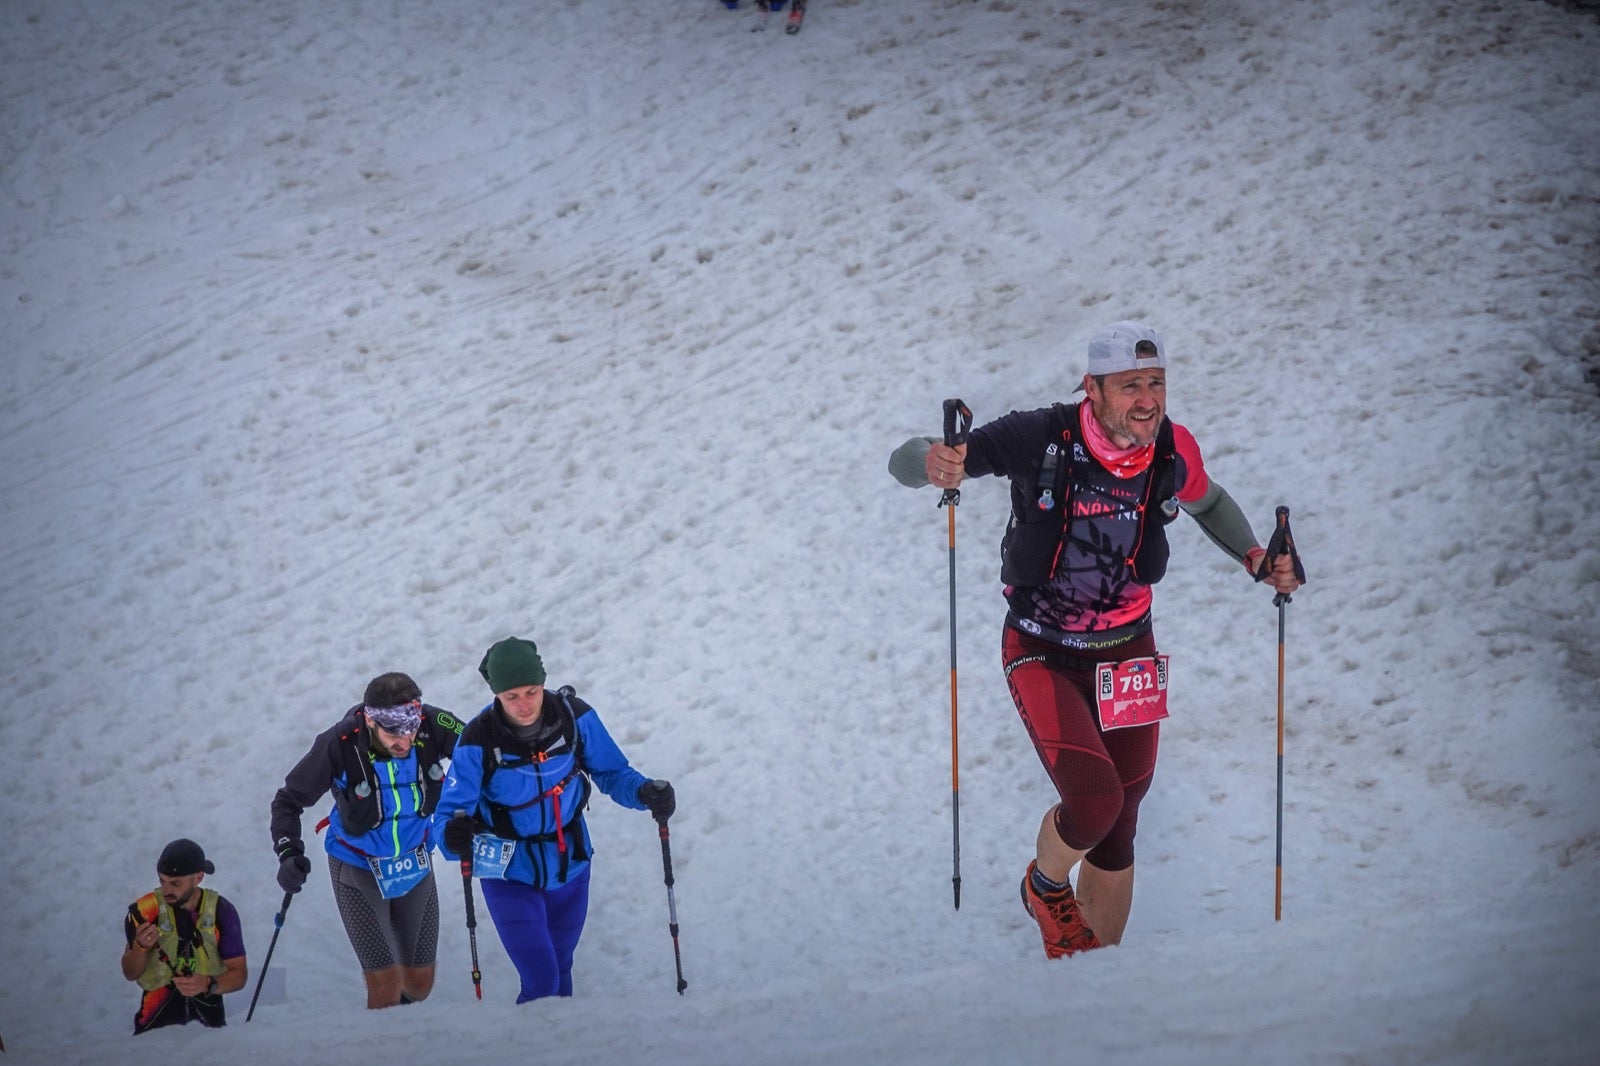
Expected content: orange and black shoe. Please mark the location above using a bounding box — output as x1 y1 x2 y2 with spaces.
1020 860 1103 959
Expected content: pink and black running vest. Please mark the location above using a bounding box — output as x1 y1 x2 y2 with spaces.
971 401 1209 634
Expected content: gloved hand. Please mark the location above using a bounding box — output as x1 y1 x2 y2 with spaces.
276 853 311 894
443 813 476 857
637 779 676 823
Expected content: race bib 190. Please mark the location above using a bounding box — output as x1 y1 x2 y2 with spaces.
1094 655 1170 731
366 846 431 900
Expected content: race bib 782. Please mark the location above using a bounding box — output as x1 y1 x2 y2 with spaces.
1094 655 1170 731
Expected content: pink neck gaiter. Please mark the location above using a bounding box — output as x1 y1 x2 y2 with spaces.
1079 399 1154 479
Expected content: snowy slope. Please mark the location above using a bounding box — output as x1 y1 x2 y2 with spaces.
2 1 1598 1062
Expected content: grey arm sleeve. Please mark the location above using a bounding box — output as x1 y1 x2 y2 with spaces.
888 436 936 488
1179 479 1260 565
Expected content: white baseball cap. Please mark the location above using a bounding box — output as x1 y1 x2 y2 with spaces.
1081 320 1166 384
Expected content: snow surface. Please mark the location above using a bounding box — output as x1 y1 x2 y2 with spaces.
3 0 1599 1063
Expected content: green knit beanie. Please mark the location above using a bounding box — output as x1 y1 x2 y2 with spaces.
479 637 547 694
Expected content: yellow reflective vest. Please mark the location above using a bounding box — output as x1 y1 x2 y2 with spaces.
133 888 226 991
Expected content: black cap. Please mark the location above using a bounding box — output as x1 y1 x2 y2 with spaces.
157 838 215 877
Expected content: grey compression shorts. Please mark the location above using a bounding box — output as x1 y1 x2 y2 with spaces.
328 855 440 971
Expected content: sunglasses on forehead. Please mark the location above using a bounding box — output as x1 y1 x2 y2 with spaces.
366 700 423 735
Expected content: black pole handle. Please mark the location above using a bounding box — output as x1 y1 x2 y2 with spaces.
1265 505 1307 606
942 398 972 447
657 821 675 888
940 399 973 508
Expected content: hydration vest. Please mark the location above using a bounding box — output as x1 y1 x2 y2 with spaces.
132 888 225 991
329 705 461 836
1000 402 1178 589
478 686 594 880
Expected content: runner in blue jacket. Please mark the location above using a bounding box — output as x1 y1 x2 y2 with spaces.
436 635 675 1003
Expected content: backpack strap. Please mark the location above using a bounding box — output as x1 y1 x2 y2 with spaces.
413 706 463 813
328 710 379 830
1124 417 1180 582
1035 403 1075 513
1150 416 1178 519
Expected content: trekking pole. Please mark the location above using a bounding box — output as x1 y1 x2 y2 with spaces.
245 891 293 1022
1264 505 1306 922
460 854 483 999
939 397 973 911
655 814 688 994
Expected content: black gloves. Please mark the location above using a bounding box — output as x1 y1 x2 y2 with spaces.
637 779 676 823
443 813 476 857
276 852 311 894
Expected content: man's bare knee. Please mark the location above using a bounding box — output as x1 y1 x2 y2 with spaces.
400 964 435 1003
363 966 403 1009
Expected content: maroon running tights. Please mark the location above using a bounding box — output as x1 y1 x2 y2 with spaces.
1001 626 1159 872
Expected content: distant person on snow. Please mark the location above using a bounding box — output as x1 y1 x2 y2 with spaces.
122 838 248 1034
269 672 463 1008
436 636 676 1003
889 320 1304 958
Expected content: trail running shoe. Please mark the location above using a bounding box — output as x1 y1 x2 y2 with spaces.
1020 860 1103 959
